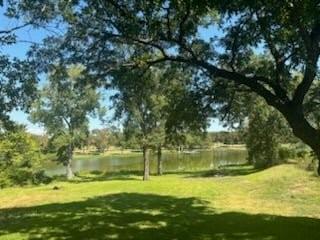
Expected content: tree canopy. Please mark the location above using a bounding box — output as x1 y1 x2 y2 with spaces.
0 125 48 187
0 0 39 127
29 65 103 179
32 0 320 172
3 0 320 174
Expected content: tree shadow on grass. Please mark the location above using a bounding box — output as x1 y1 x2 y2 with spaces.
200 163 260 177
54 170 143 183
166 163 261 178
0 193 319 240
55 163 287 183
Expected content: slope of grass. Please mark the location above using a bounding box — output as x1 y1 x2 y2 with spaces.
0 164 320 239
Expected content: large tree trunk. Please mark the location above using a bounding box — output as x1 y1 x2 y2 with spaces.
143 146 150 181
281 105 320 175
315 150 320 176
196 56 320 174
157 145 162 175
66 144 74 180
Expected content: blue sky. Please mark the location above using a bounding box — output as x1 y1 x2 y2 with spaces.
0 8 227 134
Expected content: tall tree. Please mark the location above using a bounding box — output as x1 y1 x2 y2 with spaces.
30 65 102 179
112 68 167 180
112 64 208 178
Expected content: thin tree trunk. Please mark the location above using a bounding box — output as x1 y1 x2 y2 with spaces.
157 145 162 175
247 150 254 165
66 144 74 180
143 146 150 181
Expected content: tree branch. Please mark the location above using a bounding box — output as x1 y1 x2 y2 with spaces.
292 25 320 105
0 23 31 35
155 55 285 109
178 1 190 43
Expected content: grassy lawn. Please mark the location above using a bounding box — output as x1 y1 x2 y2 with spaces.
0 164 320 239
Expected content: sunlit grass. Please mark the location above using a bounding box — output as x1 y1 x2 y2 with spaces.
0 164 320 239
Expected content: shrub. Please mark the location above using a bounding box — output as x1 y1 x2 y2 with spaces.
278 146 295 161
246 107 280 168
0 127 51 188
245 100 292 169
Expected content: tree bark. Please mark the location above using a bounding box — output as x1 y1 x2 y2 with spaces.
66 144 74 180
315 150 320 176
143 146 150 181
193 59 320 174
280 105 320 175
157 145 162 175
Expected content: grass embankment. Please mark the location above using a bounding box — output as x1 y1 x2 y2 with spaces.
0 164 319 239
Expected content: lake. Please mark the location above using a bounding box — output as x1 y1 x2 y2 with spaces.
44 148 247 176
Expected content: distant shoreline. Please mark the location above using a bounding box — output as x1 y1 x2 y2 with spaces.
72 144 247 157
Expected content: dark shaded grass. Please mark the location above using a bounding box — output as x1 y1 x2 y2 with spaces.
165 163 261 178
1 193 319 240
52 164 263 183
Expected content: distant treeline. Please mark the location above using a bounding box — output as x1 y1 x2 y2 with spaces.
207 131 244 145
30 129 245 154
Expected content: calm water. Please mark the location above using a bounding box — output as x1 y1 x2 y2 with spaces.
45 149 247 176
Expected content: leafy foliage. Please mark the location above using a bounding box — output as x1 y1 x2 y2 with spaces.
0 126 49 187
245 100 291 168
29 65 103 178
0 52 37 128
89 129 111 153
31 0 320 170
0 1 43 127
112 67 167 149
208 131 244 145
9 1 320 174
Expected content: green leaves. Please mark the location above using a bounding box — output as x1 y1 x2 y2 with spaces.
0 56 38 127
16 0 320 164
29 64 102 164
89 129 110 153
0 126 47 187
245 99 291 168
113 67 168 148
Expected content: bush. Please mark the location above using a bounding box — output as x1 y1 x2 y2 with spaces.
278 146 295 161
246 107 280 168
0 127 51 188
32 170 52 185
245 100 292 169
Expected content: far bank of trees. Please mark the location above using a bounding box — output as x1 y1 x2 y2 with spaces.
36 129 245 154
208 132 244 145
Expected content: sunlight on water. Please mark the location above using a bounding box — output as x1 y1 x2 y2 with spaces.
45 149 247 176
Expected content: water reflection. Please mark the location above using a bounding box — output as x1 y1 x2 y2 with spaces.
45 149 247 176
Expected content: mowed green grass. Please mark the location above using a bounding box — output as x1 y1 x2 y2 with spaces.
0 164 320 240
